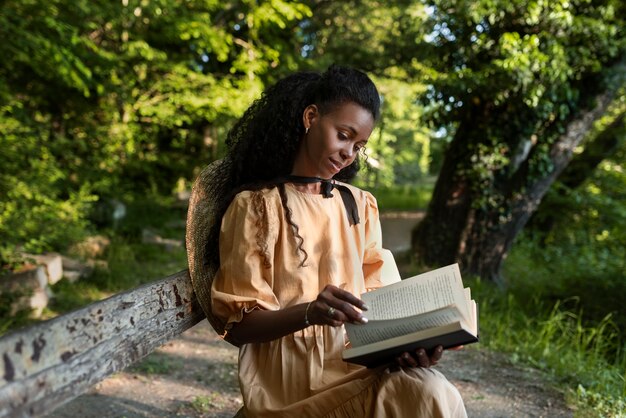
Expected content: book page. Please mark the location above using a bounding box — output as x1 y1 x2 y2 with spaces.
345 306 465 346
361 264 468 321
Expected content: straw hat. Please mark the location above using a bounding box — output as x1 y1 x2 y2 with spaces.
186 160 239 346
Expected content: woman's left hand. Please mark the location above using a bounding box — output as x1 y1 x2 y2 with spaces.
395 345 443 368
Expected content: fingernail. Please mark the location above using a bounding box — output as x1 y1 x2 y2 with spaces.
360 316 368 324
361 304 369 311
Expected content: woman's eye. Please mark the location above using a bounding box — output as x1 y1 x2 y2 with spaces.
338 132 349 140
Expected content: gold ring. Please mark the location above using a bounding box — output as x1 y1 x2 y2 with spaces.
327 307 335 317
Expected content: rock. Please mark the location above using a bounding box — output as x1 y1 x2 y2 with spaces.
0 266 51 317
70 235 111 259
61 256 94 282
62 271 82 283
21 253 64 285
142 229 183 252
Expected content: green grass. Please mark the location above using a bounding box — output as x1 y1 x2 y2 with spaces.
470 277 625 411
376 176 626 417
190 394 224 412
368 182 434 212
463 244 626 417
384 178 626 415
129 352 183 375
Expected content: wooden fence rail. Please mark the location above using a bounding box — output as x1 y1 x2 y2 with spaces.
0 270 203 418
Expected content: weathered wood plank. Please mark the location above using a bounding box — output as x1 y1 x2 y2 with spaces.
0 270 205 418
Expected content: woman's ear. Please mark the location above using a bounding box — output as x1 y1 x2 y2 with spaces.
302 104 319 131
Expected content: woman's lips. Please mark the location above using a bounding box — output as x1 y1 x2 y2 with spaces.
329 158 342 173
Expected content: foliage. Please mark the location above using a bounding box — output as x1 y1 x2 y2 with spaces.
498 150 626 416
1 4 624 415
302 1 439 187
0 115 96 269
469 277 626 416
511 134 626 330
366 74 434 187
406 0 626 278
0 287 33 335
0 0 312 265
575 385 626 418
366 182 434 212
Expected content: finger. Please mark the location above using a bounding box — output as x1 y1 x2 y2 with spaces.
327 285 368 311
315 302 350 327
319 291 367 324
415 349 431 368
326 305 362 325
396 356 408 368
401 352 418 368
334 300 368 324
447 345 464 351
318 302 339 325
429 345 444 363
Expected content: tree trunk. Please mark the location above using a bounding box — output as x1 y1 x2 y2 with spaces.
527 113 625 236
558 114 625 189
412 88 619 285
411 122 474 268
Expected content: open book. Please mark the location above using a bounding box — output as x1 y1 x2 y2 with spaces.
343 263 478 368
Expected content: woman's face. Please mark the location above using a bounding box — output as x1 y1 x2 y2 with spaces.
292 101 375 179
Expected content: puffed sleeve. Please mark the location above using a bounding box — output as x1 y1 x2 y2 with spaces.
211 190 280 328
362 192 401 291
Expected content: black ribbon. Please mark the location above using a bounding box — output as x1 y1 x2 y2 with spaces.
281 175 360 226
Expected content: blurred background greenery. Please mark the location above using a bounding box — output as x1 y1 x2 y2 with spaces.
0 0 624 415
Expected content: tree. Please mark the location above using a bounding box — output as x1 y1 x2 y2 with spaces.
0 0 312 264
529 104 625 237
303 0 437 187
402 0 626 283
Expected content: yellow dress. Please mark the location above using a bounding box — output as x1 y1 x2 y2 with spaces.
212 183 467 418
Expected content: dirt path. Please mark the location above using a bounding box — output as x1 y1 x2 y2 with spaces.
47 321 573 418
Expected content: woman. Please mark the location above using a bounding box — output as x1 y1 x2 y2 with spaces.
205 65 467 417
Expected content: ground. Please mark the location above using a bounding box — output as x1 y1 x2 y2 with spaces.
46 320 573 418
45 212 575 418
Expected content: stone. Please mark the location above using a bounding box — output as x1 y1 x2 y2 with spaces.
70 235 111 259
21 253 64 285
61 256 94 282
142 229 183 252
62 271 82 283
0 266 51 317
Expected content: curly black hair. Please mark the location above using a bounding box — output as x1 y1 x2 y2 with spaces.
204 65 380 269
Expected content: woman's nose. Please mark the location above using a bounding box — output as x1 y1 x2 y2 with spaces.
340 145 354 161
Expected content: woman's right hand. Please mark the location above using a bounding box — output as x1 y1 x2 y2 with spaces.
308 284 369 327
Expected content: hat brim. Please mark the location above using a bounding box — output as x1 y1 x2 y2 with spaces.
186 160 239 346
